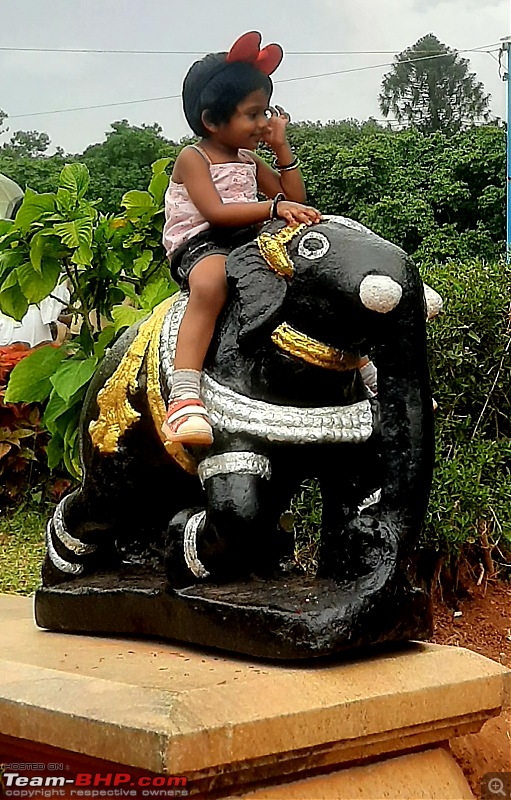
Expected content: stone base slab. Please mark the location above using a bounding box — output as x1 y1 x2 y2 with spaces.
34 567 432 659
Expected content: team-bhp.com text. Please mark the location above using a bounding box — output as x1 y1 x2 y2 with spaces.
2 772 188 798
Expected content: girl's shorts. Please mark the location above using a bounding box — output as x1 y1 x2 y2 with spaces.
169 227 258 289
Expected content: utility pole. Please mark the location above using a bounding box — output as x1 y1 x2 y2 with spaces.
502 37 511 262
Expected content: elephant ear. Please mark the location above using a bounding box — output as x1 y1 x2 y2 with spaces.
227 244 288 347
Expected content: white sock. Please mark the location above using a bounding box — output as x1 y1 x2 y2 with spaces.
170 369 202 401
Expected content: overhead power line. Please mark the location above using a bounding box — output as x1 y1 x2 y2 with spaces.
5 45 500 122
0 43 500 56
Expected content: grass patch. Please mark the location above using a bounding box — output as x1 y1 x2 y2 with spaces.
0 500 50 594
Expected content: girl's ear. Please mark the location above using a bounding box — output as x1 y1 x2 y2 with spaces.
201 110 217 134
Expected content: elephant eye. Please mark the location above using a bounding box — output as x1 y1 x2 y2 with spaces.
297 231 330 260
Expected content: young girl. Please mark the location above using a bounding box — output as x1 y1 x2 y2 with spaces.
161 31 321 446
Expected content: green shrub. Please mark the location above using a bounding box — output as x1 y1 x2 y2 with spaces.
422 258 511 565
292 258 511 575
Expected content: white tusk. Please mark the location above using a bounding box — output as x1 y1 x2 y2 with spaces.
360 275 402 313
423 283 443 319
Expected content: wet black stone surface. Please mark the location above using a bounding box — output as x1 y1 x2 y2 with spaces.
35 566 432 660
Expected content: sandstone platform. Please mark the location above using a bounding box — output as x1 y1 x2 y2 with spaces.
0 594 508 798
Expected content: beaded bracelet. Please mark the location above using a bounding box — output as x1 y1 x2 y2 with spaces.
270 192 285 220
273 156 300 172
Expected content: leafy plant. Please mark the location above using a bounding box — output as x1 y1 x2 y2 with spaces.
0 160 177 476
0 345 48 503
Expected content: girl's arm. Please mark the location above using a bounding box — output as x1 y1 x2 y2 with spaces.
252 153 306 203
255 106 306 203
175 146 318 227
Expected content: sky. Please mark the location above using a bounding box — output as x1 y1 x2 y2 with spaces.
0 0 509 154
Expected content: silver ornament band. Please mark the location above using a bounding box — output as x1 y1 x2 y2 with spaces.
197 452 272 486
53 496 97 556
46 521 84 576
201 374 374 444
183 510 210 579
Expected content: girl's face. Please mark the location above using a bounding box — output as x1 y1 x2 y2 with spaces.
213 88 271 150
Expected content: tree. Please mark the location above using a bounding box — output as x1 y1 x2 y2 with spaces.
1 129 51 157
379 34 491 135
81 119 180 212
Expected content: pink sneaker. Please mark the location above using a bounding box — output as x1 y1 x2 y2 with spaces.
162 398 213 446
161 398 213 445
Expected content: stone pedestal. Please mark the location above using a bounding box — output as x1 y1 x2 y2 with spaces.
0 594 508 799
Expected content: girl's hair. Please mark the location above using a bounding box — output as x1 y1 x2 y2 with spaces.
183 52 273 137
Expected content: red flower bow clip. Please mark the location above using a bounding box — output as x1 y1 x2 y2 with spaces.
226 31 283 76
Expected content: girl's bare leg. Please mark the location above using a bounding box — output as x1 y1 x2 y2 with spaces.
163 255 227 445
174 255 227 370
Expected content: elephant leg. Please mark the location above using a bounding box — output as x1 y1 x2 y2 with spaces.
317 445 382 581
165 455 282 586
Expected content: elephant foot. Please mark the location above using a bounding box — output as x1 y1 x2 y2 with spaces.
318 515 398 583
165 508 231 588
165 508 287 588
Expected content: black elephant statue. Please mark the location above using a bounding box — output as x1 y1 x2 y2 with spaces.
35 216 436 659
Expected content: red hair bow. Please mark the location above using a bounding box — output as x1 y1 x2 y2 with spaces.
226 31 283 76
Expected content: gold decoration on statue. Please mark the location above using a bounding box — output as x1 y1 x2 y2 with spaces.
145 303 197 475
271 322 363 372
89 296 196 475
257 223 305 278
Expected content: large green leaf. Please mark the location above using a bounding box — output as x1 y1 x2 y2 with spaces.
104 250 123 276
46 432 64 470
43 389 70 433
70 242 93 266
148 171 169 207
5 346 66 403
16 258 60 304
112 304 146 333
133 249 153 278
29 231 46 274
151 157 171 175
55 187 74 214
118 281 140 304
121 190 157 218
53 217 93 249
93 325 116 359
50 357 98 402
0 282 29 321
121 190 153 210
14 188 56 234
0 249 25 281
140 278 174 311
59 163 90 200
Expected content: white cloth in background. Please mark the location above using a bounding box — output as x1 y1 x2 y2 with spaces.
0 282 70 347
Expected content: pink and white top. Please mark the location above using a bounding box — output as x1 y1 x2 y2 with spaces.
162 146 258 256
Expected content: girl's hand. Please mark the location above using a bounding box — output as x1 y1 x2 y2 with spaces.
277 201 322 226
262 105 291 150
